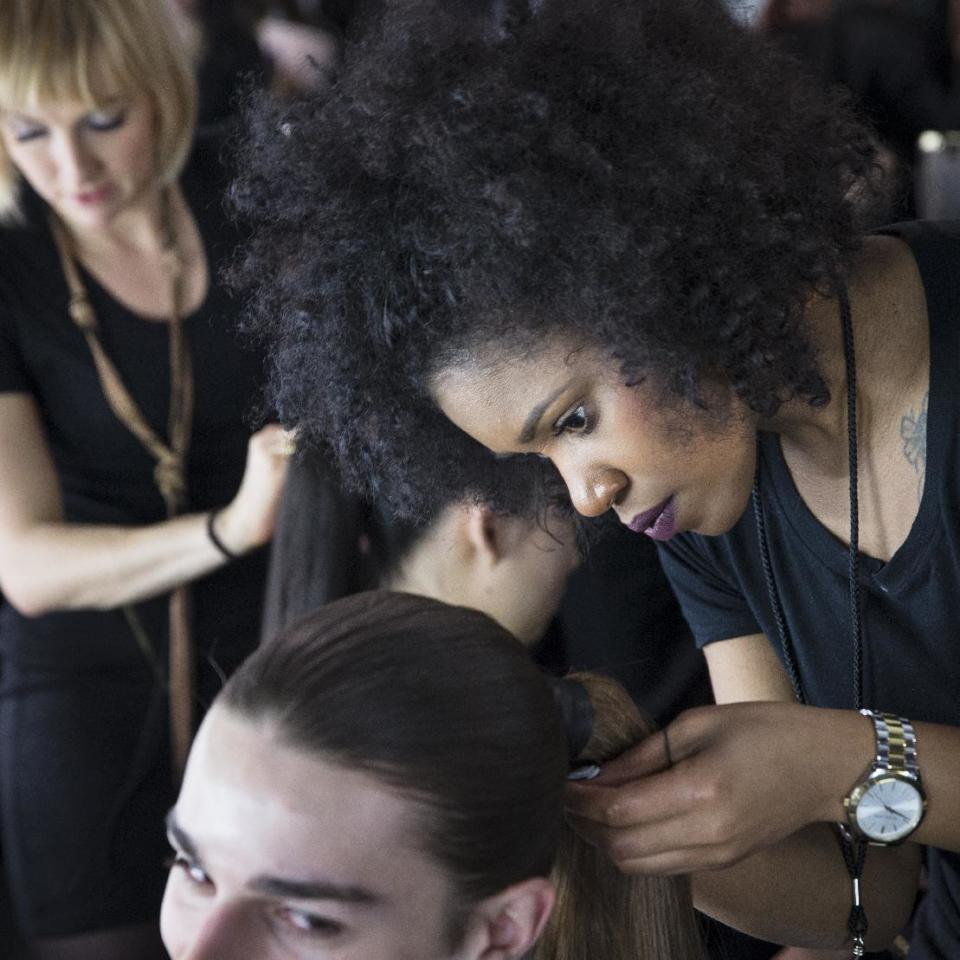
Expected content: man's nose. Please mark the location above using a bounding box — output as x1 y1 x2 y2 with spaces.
176 903 252 960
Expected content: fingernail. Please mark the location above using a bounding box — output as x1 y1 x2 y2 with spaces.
567 762 602 782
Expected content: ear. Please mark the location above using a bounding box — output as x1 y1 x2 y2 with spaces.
469 877 555 959
463 504 503 565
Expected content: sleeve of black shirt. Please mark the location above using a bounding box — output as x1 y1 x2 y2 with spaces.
0 252 32 394
657 533 761 650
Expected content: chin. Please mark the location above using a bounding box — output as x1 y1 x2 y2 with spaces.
700 482 755 537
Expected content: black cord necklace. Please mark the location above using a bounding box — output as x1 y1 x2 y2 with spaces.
752 283 869 957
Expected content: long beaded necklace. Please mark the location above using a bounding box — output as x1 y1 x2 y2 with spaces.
752 284 869 957
49 191 196 784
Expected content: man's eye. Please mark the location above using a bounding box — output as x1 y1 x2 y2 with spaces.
169 853 212 888
86 109 126 132
276 907 344 938
553 404 590 436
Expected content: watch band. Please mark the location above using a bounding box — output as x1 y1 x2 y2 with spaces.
860 709 920 779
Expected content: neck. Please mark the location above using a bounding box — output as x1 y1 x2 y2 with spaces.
758 286 850 470
757 234 930 477
387 550 449 605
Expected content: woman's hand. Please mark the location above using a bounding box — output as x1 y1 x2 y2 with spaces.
214 424 296 555
566 702 872 875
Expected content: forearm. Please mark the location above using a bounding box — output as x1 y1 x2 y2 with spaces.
0 398 289 615
0 511 233 614
693 824 921 951
808 709 960 854
707 637 960 851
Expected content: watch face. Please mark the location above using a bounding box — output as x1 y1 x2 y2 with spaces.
855 777 924 842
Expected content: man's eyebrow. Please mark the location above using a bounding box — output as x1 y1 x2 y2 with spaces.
166 809 382 906
250 875 383 905
165 810 200 861
517 381 573 444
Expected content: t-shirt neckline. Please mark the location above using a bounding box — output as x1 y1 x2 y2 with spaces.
759 225 956 596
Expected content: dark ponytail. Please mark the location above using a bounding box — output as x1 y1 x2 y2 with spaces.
259 451 430 642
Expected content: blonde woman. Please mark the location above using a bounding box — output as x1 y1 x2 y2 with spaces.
0 1 291 957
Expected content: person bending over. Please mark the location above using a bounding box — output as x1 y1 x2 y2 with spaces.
230 0 951 954
260 451 579 646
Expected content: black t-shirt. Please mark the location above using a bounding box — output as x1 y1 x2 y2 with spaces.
660 221 960 958
0 143 268 675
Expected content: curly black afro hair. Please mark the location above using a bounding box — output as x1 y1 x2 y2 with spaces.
230 0 878 520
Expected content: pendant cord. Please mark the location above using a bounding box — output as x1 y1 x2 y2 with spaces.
842 285 865 714
752 281 868 956
48 194 196 786
753 284 863 708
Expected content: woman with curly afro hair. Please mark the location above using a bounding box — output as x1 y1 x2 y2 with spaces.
231 0 960 954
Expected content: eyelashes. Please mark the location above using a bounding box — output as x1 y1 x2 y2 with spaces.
275 907 345 938
10 108 128 143
552 403 593 437
166 852 211 887
86 110 127 132
12 126 44 143
165 850 346 941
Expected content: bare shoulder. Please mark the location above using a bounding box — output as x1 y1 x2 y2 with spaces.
851 235 927 346
849 235 928 400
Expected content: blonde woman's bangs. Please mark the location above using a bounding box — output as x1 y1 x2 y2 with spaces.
0 0 197 222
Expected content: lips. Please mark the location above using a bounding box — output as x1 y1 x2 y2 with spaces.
74 184 114 205
626 496 678 542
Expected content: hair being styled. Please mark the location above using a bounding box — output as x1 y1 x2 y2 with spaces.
230 0 879 520
0 0 197 222
224 590 702 959
258 450 430 642
540 672 702 959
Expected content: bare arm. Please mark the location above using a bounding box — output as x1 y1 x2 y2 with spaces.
567 633 925 950
706 634 960 853
693 823 920 951
0 393 290 615
699 635 922 950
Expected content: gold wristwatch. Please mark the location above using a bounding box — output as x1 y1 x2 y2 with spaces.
843 710 926 846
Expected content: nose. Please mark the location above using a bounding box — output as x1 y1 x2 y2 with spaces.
560 464 628 518
163 899 252 960
53 131 100 189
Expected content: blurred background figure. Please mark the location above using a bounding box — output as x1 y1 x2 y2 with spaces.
758 0 835 72
261 452 581 650
169 0 352 131
828 0 960 217
758 0 960 219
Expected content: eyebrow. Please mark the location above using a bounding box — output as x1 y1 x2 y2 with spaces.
5 100 125 123
165 810 383 906
166 810 201 860
517 380 573 444
249 875 382 905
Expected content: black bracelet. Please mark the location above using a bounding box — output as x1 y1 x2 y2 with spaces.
206 509 239 562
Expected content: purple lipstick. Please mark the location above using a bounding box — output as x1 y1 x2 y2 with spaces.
627 497 677 542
